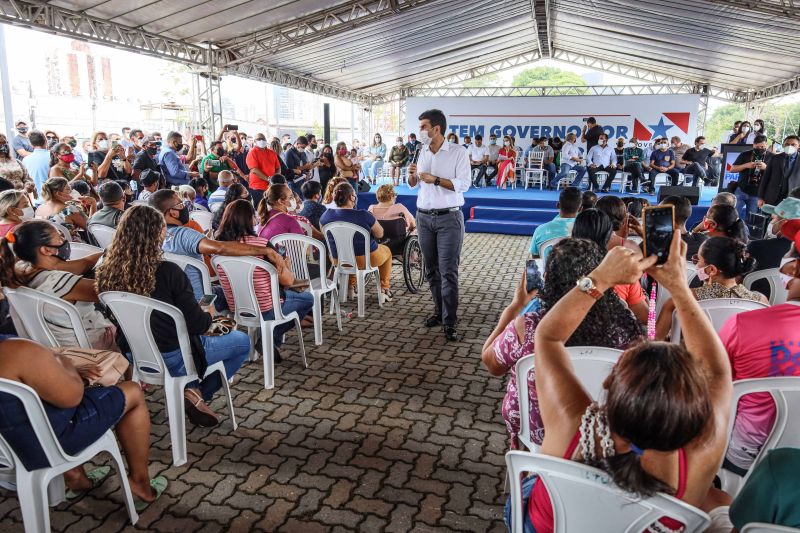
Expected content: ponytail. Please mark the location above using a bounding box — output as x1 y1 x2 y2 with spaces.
333 182 354 207
0 235 18 287
602 450 674 497
0 221 57 287
41 177 68 201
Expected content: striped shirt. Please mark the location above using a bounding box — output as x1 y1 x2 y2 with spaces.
216 236 277 313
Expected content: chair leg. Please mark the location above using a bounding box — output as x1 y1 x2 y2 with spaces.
375 270 383 309
294 316 307 368
263 323 275 390
357 272 366 318
247 326 259 362
164 379 188 467
106 437 140 525
333 288 342 331
216 366 238 430
312 293 323 346
17 471 50 533
338 273 348 303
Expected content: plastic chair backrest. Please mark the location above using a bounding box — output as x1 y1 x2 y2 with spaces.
163 252 213 295
0 378 73 469
2 287 92 349
69 242 103 259
270 234 329 288
88 224 117 248
297 220 314 238
189 211 213 233
99 291 197 379
516 347 622 451
322 221 373 271
506 451 710 533
726 377 800 488
211 255 283 325
741 523 800 533
743 268 788 305
540 236 565 263
671 298 768 342
50 222 71 242
655 264 696 319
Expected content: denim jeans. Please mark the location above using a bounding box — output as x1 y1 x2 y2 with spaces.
735 188 760 221
550 163 586 187
160 330 251 402
362 159 384 179
504 474 539 533
686 162 707 186
261 289 314 347
543 162 557 184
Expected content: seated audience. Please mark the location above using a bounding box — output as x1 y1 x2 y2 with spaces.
496 136 517 189
529 137 556 186
580 190 597 211
620 137 645 192
322 176 347 210
320 182 393 302
387 137 409 187
0 189 33 236
0 133 32 190
504 233 733 531
96 205 249 427
368 184 415 232
700 203 748 242
49 142 87 182
469 135 490 187
35 177 89 239
257 184 305 242
23 131 55 192
189 178 210 211
529 187 580 261
159 131 198 186
551 132 587 189
298 181 326 229
655 236 766 340
87 131 131 182
137 169 160 203
315 153 336 194
647 138 681 190
660 195 706 258
0 220 113 349
595 195 638 250
210 183 250 232
131 135 160 181
334 142 359 188
0 337 165 506
730 448 800 530
88 181 125 229
481 238 642 449
215 199 314 360
586 134 617 192
208 170 234 213
681 136 718 187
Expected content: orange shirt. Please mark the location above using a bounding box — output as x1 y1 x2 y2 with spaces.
245 147 280 190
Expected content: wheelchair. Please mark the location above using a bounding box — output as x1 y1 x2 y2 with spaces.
377 217 425 294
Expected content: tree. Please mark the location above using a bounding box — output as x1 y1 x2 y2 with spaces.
703 104 744 147
511 67 587 88
462 73 500 88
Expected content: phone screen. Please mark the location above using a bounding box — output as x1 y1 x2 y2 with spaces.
644 206 675 265
198 294 217 307
525 259 544 293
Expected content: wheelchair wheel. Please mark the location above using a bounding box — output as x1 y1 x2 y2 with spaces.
403 235 425 294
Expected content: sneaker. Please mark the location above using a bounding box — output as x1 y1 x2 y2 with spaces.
444 325 461 342
380 289 393 303
424 315 442 327
183 389 220 427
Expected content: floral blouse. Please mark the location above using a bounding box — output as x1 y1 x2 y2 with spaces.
693 281 764 303
44 201 87 242
492 311 640 450
0 157 29 184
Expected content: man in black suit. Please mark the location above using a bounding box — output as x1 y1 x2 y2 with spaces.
759 135 800 208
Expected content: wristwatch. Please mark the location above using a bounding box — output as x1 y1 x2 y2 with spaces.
576 276 603 300
433 176 441 187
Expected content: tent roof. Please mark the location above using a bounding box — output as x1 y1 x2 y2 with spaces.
8 0 800 103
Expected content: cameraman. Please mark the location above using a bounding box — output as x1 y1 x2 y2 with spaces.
730 134 771 220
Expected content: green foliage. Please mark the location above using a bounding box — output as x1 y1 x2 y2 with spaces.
704 101 800 147
511 67 587 88
703 104 744 147
462 73 500 88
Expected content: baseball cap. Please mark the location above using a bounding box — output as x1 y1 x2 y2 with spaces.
761 197 800 219
780 218 800 251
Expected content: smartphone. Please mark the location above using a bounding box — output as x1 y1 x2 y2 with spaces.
275 243 287 257
643 205 675 265
229 124 239 130
525 259 544 293
198 294 217 307
111 140 118 149
194 134 203 141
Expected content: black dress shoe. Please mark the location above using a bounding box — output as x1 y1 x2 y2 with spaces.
425 315 442 327
444 325 460 342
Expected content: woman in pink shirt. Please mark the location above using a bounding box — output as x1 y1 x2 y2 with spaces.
256 183 304 242
368 184 415 232
0 190 34 237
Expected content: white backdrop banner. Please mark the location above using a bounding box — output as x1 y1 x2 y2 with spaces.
406 94 701 147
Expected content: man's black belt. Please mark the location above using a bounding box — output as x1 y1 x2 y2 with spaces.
418 207 460 216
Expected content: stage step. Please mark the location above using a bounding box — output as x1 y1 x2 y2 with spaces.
470 205 559 223
465 218 540 236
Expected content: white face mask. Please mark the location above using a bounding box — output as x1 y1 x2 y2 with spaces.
627 142 636 148
784 145 798 156
288 198 297 212
780 258 796 289
754 125 762 132
97 139 109 150
255 139 268 149
504 141 510 147
418 130 432 145
741 126 751 133
448 140 456 145
660 143 668 150
19 206 34 221
598 139 606 146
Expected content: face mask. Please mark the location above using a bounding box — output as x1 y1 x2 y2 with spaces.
698 144 705 149
175 205 190 225
310 143 318 150
59 153 75 164
780 258 796 289
16 127 27 134
52 240 71 261
503 141 510 147
754 148 766 155
70 189 81 200
784 145 798 156
418 130 432 146
396 142 403 147
0 145 8 156
255 139 268 149
215 148 226 156
741 126 750 133
337 149 348 155
599 140 606 146
97 139 109 150
754 125 762 132
288 198 297 211
47 138 58 149
660 143 668 151
449 140 456 145
68 140 77 148
19 206 34 221
703 219 715 232
490 139 497 145
146 147 158 156
627 142 636 148
696 265 711 282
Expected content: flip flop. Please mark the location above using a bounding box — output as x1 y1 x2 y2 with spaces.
65 465 111 500
134 476 168 512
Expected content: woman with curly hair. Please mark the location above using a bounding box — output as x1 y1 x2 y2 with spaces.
322 176 347 209
96 205 250 428
481 238 642 450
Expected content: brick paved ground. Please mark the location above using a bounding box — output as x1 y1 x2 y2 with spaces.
0 233 530 533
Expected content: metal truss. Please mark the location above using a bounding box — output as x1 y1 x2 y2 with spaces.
412 50 541 90
706 0 800 19
737 74 800 103
194 72 223 140
0 0 208 65
697 85 710 135
530 0 552 58
402 83 705 98
215 0 433 68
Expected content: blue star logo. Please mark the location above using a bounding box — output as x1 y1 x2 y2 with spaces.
648 117 673 139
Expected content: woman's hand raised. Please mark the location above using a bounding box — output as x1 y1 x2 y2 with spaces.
645 231 689 296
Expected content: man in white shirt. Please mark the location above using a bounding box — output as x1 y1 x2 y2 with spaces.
550 132 587 188
408 108 471 342
486 133 500 182
586 133 618 192
468 134 490 187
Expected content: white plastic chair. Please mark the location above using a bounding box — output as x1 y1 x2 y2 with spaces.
524 151 546 190
163 252 213 296
189 210 213 233
592 171 609 192
653 172 673 188
270 234 341 346
555 169 576 190
670 298 768 342
0 378 139 532
742 524 800 533
88 224 117 249
655 264 697 320
539 236 565 265
297 220 315 238
211 256 307 390
515 347 622 452
2 286 92 349
506 451 710 533
49 222 71 242
322 221 382 318
98 291 237 466
719 376 800 498
744 268 789 305
69 242 103 260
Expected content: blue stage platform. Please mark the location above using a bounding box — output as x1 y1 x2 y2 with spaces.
358 184 716 236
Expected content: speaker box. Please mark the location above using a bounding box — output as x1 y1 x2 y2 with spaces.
657 186 700 205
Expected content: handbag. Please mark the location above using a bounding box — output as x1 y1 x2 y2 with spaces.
54 347 129 387
205 316 237 336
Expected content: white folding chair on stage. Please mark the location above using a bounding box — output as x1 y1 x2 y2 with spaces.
653 172 672 189
670 298 768 342
99 291 237 466
88 224 116 249
718 377 800 499
163 252 213 296
744 268 789 305
0 378 139 532
618 171 642 193
554 169 576 190
593 171 608 192
69 242 103 260
515 347 622 452
270 234 342 346
189 210 213 233
506 451 710 533
211 256 307 390
323 221 382 318
524 152 547 190
3 286 92 349
742 524 800 533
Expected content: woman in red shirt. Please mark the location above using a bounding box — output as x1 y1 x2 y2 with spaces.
497 135 517 189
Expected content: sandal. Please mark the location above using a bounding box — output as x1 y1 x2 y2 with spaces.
133 476 168 512
65 465 111 500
